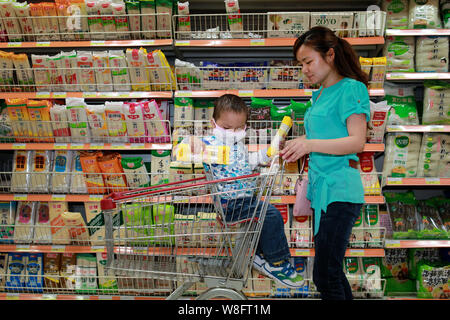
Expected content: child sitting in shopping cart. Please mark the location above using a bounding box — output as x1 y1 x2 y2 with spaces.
181 94 304 288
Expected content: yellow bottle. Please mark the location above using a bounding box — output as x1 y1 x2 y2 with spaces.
267 116 293 158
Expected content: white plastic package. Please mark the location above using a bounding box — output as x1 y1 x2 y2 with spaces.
70 152 88 194
76 51 96 92
105 101 127 142
50 104 71 143
415 36 449 72
86 0 104 40
417 133 449 177
51 150 74 193
383 132 422 178
422 85 450 125
86 104 108 141
383 36 415 72
123 102 146 143
408 0 441 29
93 51 113 92
34 202 51 244
109 50 131 91
126 48 150 91
382 0 409 29
32 54 51 92
367 100 390 143
66 98 91 143
29 150 52 193
14 202 37 244
11 150 31 193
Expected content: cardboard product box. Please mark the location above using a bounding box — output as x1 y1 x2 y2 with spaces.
310 12 354 38
267 12 310 38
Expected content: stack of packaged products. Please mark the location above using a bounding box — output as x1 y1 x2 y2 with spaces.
0 0 175 42
0 48 175 92
2 98 170 143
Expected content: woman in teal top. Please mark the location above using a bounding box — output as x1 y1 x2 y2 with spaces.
280 26 370 300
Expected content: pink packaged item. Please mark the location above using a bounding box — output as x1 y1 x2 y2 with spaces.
141 100 169 143
292 156 312 217
123 102 146 143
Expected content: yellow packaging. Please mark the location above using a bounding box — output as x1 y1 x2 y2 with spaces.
267 116 293 157
369 57 387 90
11 53 34 92
41 2 60 41
146 49 176 91
174 214 197 247
197 212 219 247
5 98 31 141
49 202 70 245
359 57 373 78
61 211 90 245
0 50 13 92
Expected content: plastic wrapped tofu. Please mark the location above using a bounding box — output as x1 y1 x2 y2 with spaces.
51 150 74 193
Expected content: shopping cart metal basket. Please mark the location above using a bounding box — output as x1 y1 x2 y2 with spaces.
100 155 284 300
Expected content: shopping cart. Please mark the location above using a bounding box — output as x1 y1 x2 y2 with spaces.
100 155 284 300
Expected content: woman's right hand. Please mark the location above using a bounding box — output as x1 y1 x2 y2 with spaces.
280 136 311 162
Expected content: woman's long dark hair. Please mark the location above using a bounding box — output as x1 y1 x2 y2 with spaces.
293 26 369 88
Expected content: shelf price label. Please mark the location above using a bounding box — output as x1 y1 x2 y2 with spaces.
51 245 66 252
425 178 440 185
294 249 311 256
52 92 67 98
51 194 67 201
89 195 103 202
385 240 401 248
36 41 51 47
176 91 193 97
36 92 50 98
250 39 265 46
89 143 104 149
70 143 84 150
238 90 254 97
7 42 22 47
176 40 190 46
91 246 105 252
348 249 365 257
387 177 403 185
12 143 26 149
91 40 106 46
53 143 68 149
141 40 155 46
270 196 282 204
13 194 28 201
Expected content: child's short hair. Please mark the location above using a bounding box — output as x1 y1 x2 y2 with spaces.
213 94 249 120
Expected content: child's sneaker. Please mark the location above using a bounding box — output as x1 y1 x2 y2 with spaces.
252 254 266 273
261 260 305 288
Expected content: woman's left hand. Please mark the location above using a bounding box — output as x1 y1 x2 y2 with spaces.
280 136 312 162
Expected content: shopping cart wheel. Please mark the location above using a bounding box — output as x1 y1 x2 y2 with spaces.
195 287 247 300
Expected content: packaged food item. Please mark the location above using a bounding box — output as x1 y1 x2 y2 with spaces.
14 202 37 244
416 200 447 239
60 252 76 289
112 1 130 40
152 204 174 245
383 36 415 72
27 99 53 142
385 192 420 239
249 269 272 297
25 253 44 292
290 216 311 248
0 202 16 243
41 2 60 41
156 0 172 38
125 0 140 39
93 51 113 92
369 57 387 90
96 252 118 293
0 253 8 287
98 152 127 192
363 204 382 247
75 254 98 294
417 133 449 177
86 104 108 142
6 98 31 141
11 53 34 92
61 51 78 91
70 152 89 194
385 83 419 125
147 49 176 90
0 14 6 42
98 0 116 39
267 116 292 158
422 81 450 125
143 100 170 143
367 100 390 143
177 1 191 36
224 0 243 36
47 53 67 92
173 97 194 130
122 202 152 244
55 1 72 41
344 257 365 298
11 150 32 193
76 51 96 92
5 253 27 291
69 0 90 40
174 213 197 247
105 101 128 142
51 150 74 193
121 156 151 188
361 257 383 298
109 50 131 91
86 0 104 40
49 202 70 245
62 211 90 245
383 132 422 178
12 2 33 41
357 152 381 195
84 201 104 245
169 161 193 183
126 48 150 91
31 54 51 92
267 12 310 38
359 57 373 80
80 151 107 194
415 36 449 72
249 97 274 129
49 104 69 143
310 12 354 38
382 0 409 29
417 263 450 299
349 208 365 248
408 0 441 29
232 61 268 90
151 149 171 185
123 102 145 142
29 150 52 193
140 0 156 39
0 0 23 42
66 97 91 142
34 202 51 244
43 253 61 290
0 50 14 92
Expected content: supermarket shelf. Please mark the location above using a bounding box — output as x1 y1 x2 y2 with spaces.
175 89 385 98
386 29 450 36
174 37 385 47
248 143 385 152
0 39 173 49
385 240 450 249
386 72 450 81
385 177 450 186
0 91 173 99
291 248 385 257
0 142 171 151
0 293 163 300
386 125 450 133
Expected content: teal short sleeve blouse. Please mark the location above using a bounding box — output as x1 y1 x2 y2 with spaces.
304 77 370 235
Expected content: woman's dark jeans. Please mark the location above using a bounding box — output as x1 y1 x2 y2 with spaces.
313 201 362 300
